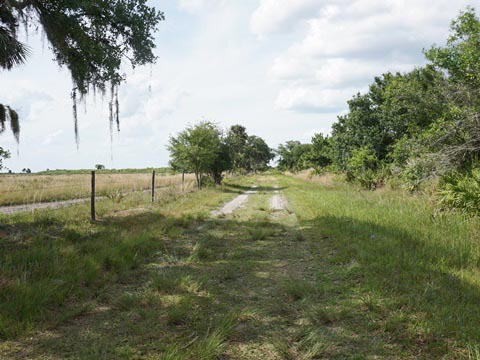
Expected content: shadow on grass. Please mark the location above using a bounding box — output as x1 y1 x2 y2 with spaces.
2 209 480 358
301 215 480 350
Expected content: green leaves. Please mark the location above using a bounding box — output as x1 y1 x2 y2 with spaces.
168 121 229 188
1 0 164 142
425 6 480 94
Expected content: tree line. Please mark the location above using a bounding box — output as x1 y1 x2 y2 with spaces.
275 7 480 212
168 122 274 189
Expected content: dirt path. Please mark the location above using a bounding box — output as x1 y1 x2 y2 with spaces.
269 194 288 211
210 186 257 216
0 198 99 215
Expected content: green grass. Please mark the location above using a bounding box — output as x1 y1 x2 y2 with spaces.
0 174 480 358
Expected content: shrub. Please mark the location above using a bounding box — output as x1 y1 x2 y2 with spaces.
437 168 480 214
346 147 381 190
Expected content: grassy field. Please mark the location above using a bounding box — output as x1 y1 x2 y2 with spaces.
0 174 480 358
0 172 195 206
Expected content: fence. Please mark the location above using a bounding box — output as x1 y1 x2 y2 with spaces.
0 170 195 219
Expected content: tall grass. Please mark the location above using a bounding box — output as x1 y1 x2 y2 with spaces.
0 173 195 206
282 175 480 353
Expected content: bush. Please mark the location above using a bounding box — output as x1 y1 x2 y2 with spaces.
437 168 480 214
396 156 436 192
346 147 381 190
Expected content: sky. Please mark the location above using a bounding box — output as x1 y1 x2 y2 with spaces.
0 0 476 172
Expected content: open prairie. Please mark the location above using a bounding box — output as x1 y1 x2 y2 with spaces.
0 172 195 207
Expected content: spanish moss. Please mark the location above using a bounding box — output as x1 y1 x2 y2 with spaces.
8 106 19 144
71 89 79 148
0 104 5 133
115 86 120 132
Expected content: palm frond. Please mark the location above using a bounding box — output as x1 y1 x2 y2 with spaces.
0 25 30 70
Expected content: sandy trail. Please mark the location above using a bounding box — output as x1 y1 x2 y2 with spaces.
0 198 96 215
269 194 288 211
210 186 257 216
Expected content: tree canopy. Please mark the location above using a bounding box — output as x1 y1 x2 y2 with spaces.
0 0 164 143
168 122 273 188
168 121 229 189
279 7 480 198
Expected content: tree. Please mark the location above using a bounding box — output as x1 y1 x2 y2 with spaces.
244 135 274 172
425 7 480 95
95 164 105 170
276 141 313 172
308 133 332 169
168 121 230 189
0 146 9 170
0 0 164 143
423 7 480 171
225 125 249 173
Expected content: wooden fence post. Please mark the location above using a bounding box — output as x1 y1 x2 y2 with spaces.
91 170 96 221
182 170 185 193
151 170 156 202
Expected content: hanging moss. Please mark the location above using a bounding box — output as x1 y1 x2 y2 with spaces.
8 107 20 143
0 104 5 133
71 89 79 147
115 86 120 132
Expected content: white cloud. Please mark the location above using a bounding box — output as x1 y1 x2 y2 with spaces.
178 0 225 13
250 0 322 36
258 0 475 113
275 86 358 113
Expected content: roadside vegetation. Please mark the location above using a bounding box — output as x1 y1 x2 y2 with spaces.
276 7 480 214
1 174 480 358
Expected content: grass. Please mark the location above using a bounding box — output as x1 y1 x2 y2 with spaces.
0 172 195 206
1 174 480 358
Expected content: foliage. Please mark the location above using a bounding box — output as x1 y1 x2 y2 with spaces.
310 6 480 213
225 125 273 173
244 135 274 172
95 164 106 170
346 146 380 189
0 145 10 170
425 6 480 94
276 134 332 172
0 0 164 142
276 141 312 171
225 125 248 172
437 168 480 214
168 121 230 188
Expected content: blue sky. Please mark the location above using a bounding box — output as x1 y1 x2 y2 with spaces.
0 0 475 171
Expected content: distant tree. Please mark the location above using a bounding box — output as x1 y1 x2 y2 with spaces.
225 125 249 173
308 133 333 169
276 141 313 171
21 167 30 174
244 135 274 172
0 146 10 170
0 0 165 143
95 164 105 170
168 121 230 189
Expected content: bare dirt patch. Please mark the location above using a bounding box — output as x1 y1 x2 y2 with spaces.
211 194 250 216
269 195 288 211
0 198 94 215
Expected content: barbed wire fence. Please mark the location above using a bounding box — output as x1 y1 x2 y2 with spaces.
0 170 194 219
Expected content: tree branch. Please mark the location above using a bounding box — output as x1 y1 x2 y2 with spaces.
2 0 33 10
